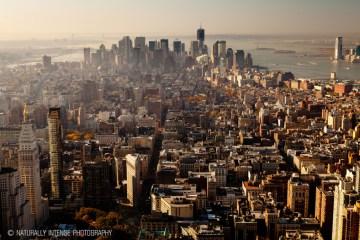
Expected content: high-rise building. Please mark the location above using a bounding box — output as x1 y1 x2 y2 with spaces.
83 161 113 210
110 44 118 65
0 167 33 236
18 123 46 225
342 201 360 240
197 27 205 53
134 37 146 52
77 105 86 129
234 50 245 70
226 48 234 69
8 103 23 125
212 41 219 66
245 53 253 68
173 40 182 56
83 48 91 66
33 104 48 129
152 49 164 68
211 41 226 66
181 43 186 54
315 180 338 240
287 173 309 217
148 41 157 51
355 162 360 193
332 178 359 240
334 36 343 60
133 47 141 65
160 39 169 52
356 45 360 56
217 41 227 58
126 154 141 207
48 108 64 201
96 44 108 66
190 41 200 58
42 55 52 70
91 51 101 66
119 36 133 63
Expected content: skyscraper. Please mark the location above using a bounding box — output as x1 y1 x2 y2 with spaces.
226 48 234 69
355 162 360 193
245 53 253 68
18 123 45 225
77 105 86 129
134 37 146 52
181 43 186 54
332 178 359 240
42 55 52 70
212 41 219 66
148 41 156 51
234 50 245 70
342 201 360 240
334 36 343 60
83 161 113 210
126 154 141 207
48 108 64 201
173 40 182 56
83 48 91 66
119 36 133 63
217 41 227 58
315 180 338 240
160 39 169 52
212 41 226 67
190 41 200 58
0 167 33 235
197 27 205 53
133 47 141 65
356 45 360 56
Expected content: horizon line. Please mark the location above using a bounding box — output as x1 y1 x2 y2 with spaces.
1 31 360 41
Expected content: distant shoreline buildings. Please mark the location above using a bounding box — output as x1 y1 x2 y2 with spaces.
334 36 360 63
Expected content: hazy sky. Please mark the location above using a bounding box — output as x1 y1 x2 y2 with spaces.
1 0 360 39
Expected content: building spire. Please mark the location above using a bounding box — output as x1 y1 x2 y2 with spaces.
23 103 30 123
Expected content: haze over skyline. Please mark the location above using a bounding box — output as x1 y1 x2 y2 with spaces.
2 0 360 40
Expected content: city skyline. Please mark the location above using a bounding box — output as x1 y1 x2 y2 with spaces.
2 0 360 39
1 2 360 240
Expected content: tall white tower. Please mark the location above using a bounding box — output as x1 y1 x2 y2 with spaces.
334 36 343 60
18 123 44 225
